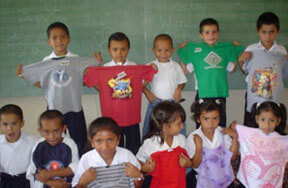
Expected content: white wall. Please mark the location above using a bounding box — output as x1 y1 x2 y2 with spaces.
0 89 287 136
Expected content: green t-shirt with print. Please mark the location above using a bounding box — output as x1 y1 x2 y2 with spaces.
177 42 243 98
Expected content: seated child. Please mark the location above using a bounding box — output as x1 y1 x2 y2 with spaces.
233 101 288 188
26 110 79 188
137 101 191 188
142 34 187 138
186 100 238 188
72 117 143 188
0 104 37 188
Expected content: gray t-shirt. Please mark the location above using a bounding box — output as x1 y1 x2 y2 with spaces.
22 57 98 114
243 50 287 112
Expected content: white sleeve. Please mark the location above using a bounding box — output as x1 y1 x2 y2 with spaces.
67 138 79 174
71 155 88 187
186 63 194 73
176 64 187 84
223 134 232 150
186 133 196 159
226 62 235 72
127 150 141 170
136 141 150 163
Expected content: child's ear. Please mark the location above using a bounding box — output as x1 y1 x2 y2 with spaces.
199 33 204 40
38 127 42 134
276 118 281 126
20 120 25 128
62 125 67 132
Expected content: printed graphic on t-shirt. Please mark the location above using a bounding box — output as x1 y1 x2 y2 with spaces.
108 71 132 98
51 61 72 87
204 51 223 69
251 67 278 98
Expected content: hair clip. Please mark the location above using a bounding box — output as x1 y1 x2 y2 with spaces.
215 99 221 104
199 99 204 104
256 102 261 109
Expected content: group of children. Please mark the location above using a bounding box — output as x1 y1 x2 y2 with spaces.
0 11 287 188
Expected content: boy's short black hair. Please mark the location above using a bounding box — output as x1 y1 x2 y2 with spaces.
199 18 219 33
153 34 173 48
0 104 23 121
88 117 121 139
257 12 280 31
39 110 64 127
47 22 70 38
108 32 130 49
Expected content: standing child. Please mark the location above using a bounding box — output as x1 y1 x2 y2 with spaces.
177 18 243 128
0 104 37 188
238 12 288 126
142 34 187 138
136 101 191 188
16 22 100 154
72 117 143 188
83 32 157 155
186 100 238 188
233 101 288 188
26 110 79 188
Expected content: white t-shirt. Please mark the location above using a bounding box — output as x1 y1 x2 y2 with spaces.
103 60 136 66
72 147 140 187
136 134 186 163
43 51 79 61
26 135 79 188
186 127 232 161
0 132 37 175
148 59 187 100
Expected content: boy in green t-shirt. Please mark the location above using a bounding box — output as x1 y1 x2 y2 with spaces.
177 18 243 128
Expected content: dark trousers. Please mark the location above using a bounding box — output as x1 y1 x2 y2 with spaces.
119 123 141 155
195 92 227 129
0 172 30 188
64 110 87 156
243 92 254 127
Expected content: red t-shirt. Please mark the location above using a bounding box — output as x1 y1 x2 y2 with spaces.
84 65 157 126
149 146 188 188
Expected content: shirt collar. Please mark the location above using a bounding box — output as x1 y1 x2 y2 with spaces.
256 40 278 51
0 132 23 145
155 58 172 64
111 60 129 66
50 51 70 59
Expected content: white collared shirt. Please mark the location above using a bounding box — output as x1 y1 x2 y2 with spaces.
0 132 37 175
43 51 79 61
136 134 187 163
103 60 136 66
186 127 232 159
72 147 140 187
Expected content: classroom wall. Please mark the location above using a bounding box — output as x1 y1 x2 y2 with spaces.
1 89 288 137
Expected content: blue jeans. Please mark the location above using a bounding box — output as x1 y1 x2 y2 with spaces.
142 98 186 139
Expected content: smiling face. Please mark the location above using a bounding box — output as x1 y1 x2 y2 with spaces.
48 27 70 56
108 40 130 64
257 24 279 50
90 129 120 165
200 24 220 46
198 110 220 137
39 118 66 146
153 39 174 62
256 110 280 135
0 113 24 143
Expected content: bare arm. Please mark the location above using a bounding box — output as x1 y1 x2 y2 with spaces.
238 51 252 74
173 83 185 102
142 87 156 103
35 167 74 182
191 134 202 168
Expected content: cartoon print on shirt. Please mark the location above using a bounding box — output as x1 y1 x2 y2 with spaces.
251 67 278 98
51 60 72 87
108 71 132 98
204 51 223 69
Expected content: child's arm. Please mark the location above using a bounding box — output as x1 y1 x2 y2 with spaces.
191 134 203 168
222 126 239 160
35 167 74 182
238 52 252 74
16 64 41 88
173 83 185 102
42 178 70 188
76 167 97 188
142 86 156 103
179 61 190 75
140 158 155 173
93 52 103 63
124 162 144 188
179 153 192 168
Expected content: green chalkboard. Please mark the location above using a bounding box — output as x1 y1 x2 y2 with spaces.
0 0 287 97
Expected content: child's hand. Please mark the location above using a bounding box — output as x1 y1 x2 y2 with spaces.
124 162 142 178
229 121 237 131
179 153 192 168
238 51 252 62
173 88 182 102
35 168 52 182
193 134 202 149
47 179 70 188
141 158 155 173
93 52 103 63
78 167 97 187
222 126 238 140
16 64 23 78
232 40 240 46
178 41 187 48
151 63 158 70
